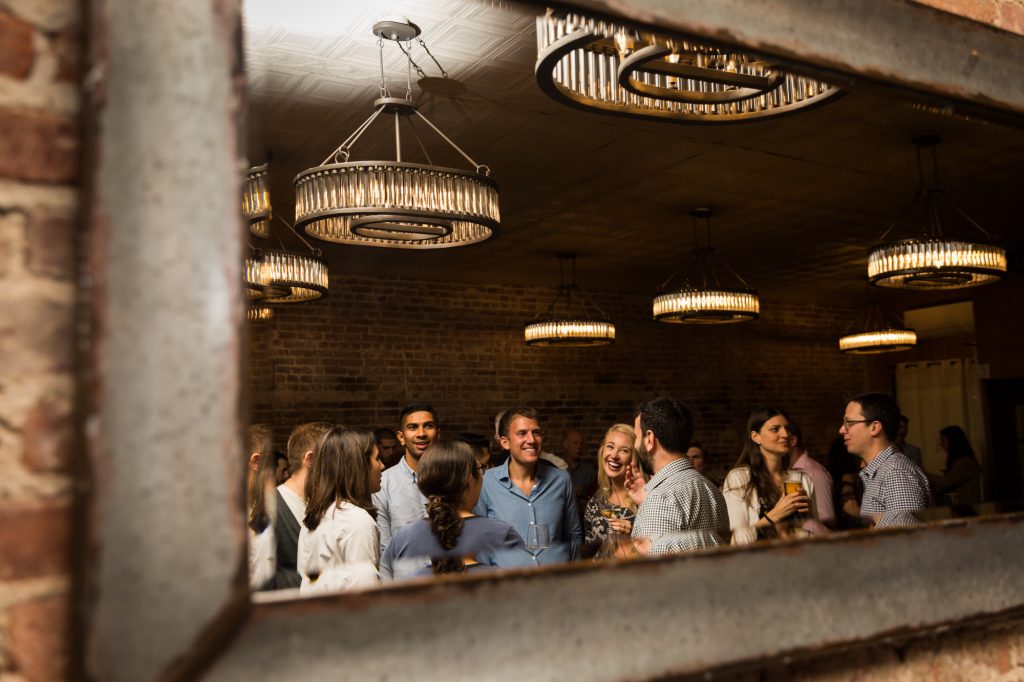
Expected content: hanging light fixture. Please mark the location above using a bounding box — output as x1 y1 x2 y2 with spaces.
247 304 274 322
525 254 616 347
839 299 917 354
243 163 272 239
535 9 841 125
653 208 760 324
868 135 1007 290
294 16 499 249
242 165 329 304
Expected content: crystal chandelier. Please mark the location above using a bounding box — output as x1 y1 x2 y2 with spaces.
653 209 760 324
868 135 1007 290
247 304 274 322
839 301 916 354
295 17 499 249
536 9 841 124
525 254 616 347
243 164 272 239
243 165 329 304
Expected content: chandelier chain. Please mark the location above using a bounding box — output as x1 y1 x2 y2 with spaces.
395 41 428 81
378 38 389 98
417 37 449 78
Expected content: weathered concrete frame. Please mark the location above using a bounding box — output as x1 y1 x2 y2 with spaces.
78 1 1024 680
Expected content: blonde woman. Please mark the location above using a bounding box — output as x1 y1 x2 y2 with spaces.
582 424 646 559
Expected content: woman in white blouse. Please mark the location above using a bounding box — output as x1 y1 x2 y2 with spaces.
298 427 385 593
723 407 825 545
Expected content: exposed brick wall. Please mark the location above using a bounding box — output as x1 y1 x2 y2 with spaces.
913 0 1024 35
0 0 79 680
248 274 871 483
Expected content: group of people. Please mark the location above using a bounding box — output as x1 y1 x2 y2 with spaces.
245 391 957 593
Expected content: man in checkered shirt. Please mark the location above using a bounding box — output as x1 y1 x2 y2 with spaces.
840 392 930 528
625 398 730 555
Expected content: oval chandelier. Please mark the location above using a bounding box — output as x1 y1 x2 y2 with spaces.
295 17 499 249
525 254 616 347
242 164 272 239
653 208 760 324
536 9 841 124
868 135 1007 290
838 297 916 354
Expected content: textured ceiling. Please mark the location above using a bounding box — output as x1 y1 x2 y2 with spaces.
243 0 1024 304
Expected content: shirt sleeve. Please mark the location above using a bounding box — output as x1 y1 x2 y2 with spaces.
248 526 276 589
562 476 583 560
372 486 391 555
379 535 395 581
722 468 754 533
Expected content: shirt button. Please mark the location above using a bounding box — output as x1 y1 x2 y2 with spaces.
528 502 533 506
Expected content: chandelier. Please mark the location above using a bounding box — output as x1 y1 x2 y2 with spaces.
653 209 759 324
243 165 329 306
247 304 274 322
535 9 841 124
868 135 1007 290
525 254 616 347
294 17 499 249
838 300 916 354
242 164 272 239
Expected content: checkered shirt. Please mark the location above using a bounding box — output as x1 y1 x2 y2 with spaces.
859 445 930 527
631 457 730 555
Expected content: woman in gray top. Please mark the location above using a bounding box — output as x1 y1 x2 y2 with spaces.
381 441 524 580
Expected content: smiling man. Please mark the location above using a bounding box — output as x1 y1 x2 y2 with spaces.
840 392 930 528
474 406 582 567
373 403 440 554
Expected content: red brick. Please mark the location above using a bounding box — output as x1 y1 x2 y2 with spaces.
50 25 81 83
0 109 78 184
8 595 68 682
26 211 75 280
914 0 999 24
22 395 73 473
0 10 34 79
0 501 71 580
999 1 1024 34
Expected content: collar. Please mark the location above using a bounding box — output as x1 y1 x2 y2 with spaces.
646 456 693 491
860 444 899 480
398 456 417 482
494 458 545 490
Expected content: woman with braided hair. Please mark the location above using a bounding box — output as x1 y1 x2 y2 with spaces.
380 441 525 580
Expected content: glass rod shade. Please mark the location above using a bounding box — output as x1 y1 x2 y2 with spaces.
868 238 1007 289
839 328 917 354
245 257 269 300
247 305 273 322
260 250 329 303
536 10 841 124
524 319 616 347
295 162 498 249
653 288 760 324
243 164 272 238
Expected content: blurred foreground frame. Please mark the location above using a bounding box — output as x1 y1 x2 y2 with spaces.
77 0 1024 680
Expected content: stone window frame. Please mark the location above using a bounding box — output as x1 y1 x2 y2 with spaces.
77 1 1024 679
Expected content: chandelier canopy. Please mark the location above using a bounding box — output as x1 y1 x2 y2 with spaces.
868 135 1007 290
295 17 499 249
536 9 841 124
838 301 917 354
525 254 616 347
653 208 760 324
243 164 272 239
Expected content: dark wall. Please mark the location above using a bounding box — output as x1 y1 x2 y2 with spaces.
248 273 870 482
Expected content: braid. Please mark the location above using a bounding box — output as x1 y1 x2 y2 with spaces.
426 494 464 551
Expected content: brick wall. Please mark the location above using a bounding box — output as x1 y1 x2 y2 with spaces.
248 274 870 483
914 0 1024 34
0 0 80 681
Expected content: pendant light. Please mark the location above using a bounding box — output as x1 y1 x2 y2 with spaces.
868 135 1007 290
525 254 616 347
653 208 759 324
839 297 917 354
294 16 499 249
242 163 272 239
536 9 841 125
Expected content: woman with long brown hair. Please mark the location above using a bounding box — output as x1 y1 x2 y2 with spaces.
582 423 646 559
722 407 823 545
246 424 278 588
297 427 385 593
380 441 523 580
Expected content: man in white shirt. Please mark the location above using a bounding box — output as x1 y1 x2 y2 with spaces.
788 422 835 527
268 421 332 590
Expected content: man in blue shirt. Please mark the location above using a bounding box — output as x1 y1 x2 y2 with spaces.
372 403 440 554
474 406 582 567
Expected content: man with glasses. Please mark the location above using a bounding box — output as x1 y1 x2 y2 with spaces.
840 393 930 527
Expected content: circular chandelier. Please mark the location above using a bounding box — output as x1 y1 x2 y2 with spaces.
242 164 272 239
535 9 842 124
295 17 499 249
839 329 917 354
247 304 274 322
653 209 760 324
868 136 1007 290
525 254 616 347
259 250 329 303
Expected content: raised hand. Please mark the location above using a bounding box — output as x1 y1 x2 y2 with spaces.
623 463 646 506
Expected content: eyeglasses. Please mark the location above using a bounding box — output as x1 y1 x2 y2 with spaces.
841 418 877 430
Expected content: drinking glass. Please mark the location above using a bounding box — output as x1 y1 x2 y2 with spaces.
527 523 550 551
